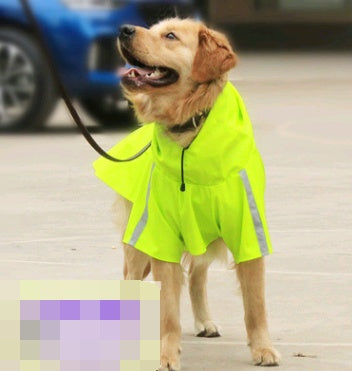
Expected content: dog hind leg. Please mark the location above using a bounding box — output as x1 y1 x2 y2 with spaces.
189 258 220 337
236 257 280 366
123 243 151 280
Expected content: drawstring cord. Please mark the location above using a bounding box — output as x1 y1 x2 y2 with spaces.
180 146 189 192
178 112 209 192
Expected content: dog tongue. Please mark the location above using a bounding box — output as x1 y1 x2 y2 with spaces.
118 66 154 77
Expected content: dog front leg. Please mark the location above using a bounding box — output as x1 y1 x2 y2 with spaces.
236 257 280 366
152 258 183 371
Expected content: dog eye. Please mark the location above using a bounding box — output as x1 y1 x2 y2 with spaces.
165 32 177 40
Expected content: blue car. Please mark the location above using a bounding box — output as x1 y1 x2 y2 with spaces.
0 0 195 131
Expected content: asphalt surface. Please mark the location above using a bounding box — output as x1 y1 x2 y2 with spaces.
1 53 352 370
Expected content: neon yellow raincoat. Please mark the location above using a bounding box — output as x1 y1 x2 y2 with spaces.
93 82 273 263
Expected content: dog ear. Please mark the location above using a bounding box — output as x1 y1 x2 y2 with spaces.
192 26 237 83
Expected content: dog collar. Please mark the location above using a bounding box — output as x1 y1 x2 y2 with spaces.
168 110 210 134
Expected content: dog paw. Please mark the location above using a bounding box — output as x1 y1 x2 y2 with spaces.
252 346 281 366
195 320 221 338
158 354 181 371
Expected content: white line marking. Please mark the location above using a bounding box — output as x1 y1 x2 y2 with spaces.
0 259 85 266
267 270 352 277
1 228 351 246
0 234 118 246
271 229 352 233
182 340 352 347
208 269 352 277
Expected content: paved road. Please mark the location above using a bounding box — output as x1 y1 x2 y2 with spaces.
1 53 352 370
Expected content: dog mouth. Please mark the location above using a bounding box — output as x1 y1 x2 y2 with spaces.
118 46 179 88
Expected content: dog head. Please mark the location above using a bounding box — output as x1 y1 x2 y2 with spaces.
117 18 237 126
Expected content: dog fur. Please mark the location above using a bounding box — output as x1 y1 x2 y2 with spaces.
116 18 280 370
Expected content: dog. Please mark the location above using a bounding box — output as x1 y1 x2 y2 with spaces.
94 18 280 370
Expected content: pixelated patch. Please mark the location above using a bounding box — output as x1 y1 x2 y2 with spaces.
0 280 160 371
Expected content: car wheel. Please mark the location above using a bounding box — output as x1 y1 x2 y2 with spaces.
80 96 136 128
0 28 57 132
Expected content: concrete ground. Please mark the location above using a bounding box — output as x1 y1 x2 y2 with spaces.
1 53 352 370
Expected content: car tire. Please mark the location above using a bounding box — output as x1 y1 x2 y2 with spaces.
0 28 57 132
80 97 137 128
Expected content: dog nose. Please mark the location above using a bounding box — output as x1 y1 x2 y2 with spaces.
119 25 136 39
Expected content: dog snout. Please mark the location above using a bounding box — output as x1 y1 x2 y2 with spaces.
119 25 136 40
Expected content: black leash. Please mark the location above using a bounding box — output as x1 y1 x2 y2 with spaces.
19 0 151 162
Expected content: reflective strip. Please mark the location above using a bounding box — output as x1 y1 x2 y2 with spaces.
239 169 269 256
129 163 155 246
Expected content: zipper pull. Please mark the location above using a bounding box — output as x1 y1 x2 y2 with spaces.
180 147 187 192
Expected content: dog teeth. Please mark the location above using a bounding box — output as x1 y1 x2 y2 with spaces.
130 70 136 77
148 69 162 78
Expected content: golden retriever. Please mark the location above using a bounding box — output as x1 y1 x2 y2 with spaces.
115 18 280 370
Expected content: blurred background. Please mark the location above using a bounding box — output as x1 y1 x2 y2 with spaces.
1 3 352 369
0 0 352 131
